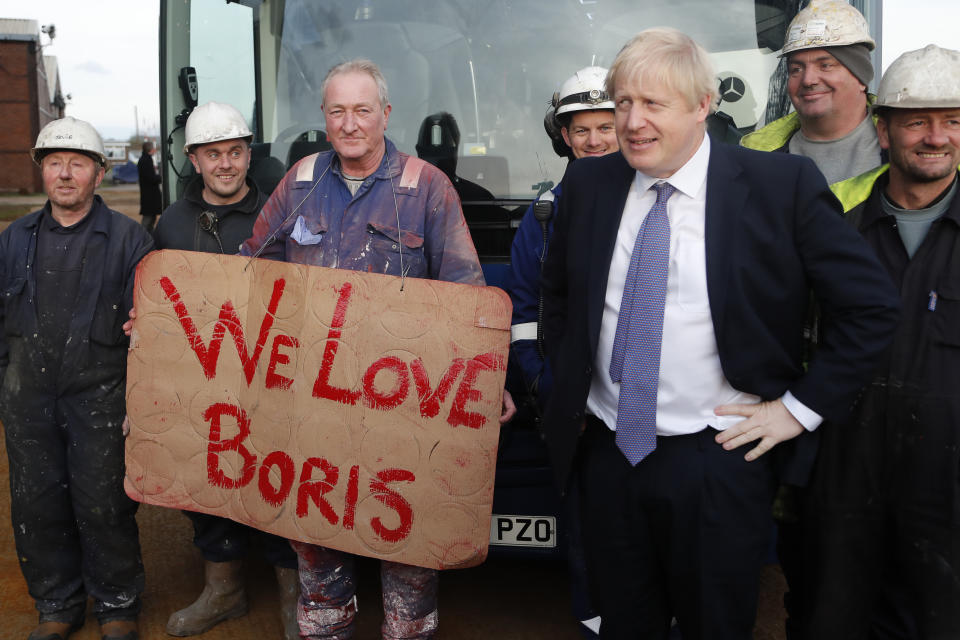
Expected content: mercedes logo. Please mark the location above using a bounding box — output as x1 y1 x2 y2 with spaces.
719 76 746 103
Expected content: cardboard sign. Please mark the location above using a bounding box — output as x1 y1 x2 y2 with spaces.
124 250 510 570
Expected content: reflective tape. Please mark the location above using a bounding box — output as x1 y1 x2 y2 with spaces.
511 322 538 343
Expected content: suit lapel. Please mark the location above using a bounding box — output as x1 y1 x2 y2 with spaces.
587 154 636 355
704 139 747 343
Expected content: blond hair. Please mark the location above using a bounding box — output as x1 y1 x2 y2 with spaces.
606 28 718 112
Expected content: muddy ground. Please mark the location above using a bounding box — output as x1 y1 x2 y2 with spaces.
0 184 142 231
0 182 788 639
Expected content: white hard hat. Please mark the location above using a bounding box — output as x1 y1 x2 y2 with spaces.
781 0 875 57
184 101 253 153
31 116 106 166
553 66 614 117
876 44 960 110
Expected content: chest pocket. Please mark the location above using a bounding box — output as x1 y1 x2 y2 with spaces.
89 280 126 346
1 277 28 337
291 215 325 246
364 221 426 276
932 282 960 347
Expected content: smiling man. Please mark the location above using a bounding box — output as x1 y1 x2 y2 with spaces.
240 58 515 640
154 102 270 256
741 0 882 186
0 117 152 640
504 65 618 639
507 66 618 407
540 28 899 638
152 101 302 640
799 44 960 639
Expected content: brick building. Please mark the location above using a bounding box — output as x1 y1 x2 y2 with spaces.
0 18 65 194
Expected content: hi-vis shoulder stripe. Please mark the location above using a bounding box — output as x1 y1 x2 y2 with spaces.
296 153 319 182
399 157 425 189
511 322 538 343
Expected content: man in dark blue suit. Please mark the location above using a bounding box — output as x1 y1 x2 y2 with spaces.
541 28 900 640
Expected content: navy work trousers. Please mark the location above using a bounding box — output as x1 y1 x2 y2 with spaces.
2 390 144 623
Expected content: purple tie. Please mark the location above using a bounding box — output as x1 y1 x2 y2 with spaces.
609 182 675 465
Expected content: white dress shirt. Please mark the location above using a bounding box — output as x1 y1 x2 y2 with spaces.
585 134 821 435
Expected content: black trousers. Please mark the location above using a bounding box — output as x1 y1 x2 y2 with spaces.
140 214 157 233
790 393 960 640
186 511 297 569
2 390 144 623
578 417 776 640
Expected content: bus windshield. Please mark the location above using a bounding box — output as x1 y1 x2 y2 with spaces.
172 0 802 201
270 0 785 199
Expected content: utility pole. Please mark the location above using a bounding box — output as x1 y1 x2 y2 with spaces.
134 105 140 139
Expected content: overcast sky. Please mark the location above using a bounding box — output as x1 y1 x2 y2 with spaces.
1 0 160 140
0 0 956 141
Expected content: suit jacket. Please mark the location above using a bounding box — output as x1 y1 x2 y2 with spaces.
541 135 900 491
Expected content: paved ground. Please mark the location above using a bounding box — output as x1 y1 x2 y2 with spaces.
0 183 789 638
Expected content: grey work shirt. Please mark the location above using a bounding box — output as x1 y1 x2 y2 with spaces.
789 115 882 185
883 176 958 258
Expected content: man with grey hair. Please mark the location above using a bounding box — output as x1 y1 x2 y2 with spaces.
241 58 514 639
540 28 898 637
741 0 883 185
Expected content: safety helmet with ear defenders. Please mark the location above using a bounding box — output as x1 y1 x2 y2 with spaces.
544 66 613 159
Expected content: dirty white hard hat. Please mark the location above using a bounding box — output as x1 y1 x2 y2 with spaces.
553 66 614 117
875 44 960 110
184 101 253 153
31 116 107 166
781 0 875 57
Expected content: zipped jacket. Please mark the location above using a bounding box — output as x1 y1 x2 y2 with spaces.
827 167 960 526
155 175 265 253
240 139 483 286
505 186 559 401
741 94 880 158
0 196 153 397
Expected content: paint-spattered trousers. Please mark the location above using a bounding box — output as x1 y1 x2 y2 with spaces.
291 540 438 639
2 389 144 623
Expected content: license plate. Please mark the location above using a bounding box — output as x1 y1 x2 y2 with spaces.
489 514 556 548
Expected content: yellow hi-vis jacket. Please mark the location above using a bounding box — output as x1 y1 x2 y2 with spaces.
740 94 879 155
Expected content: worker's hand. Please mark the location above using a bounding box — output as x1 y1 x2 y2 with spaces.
500 389 517 424
713 398 804 461
122 415 131 437
122 307 137 338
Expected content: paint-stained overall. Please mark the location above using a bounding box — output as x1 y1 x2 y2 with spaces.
0 195 153 625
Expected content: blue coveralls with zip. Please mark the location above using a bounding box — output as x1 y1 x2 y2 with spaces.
505 186 559 406
240 138 483 640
